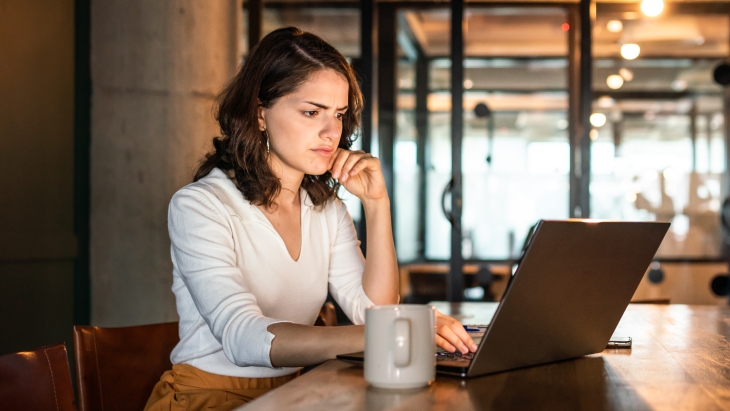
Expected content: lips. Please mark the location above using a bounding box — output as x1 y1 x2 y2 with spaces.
311 147 335 157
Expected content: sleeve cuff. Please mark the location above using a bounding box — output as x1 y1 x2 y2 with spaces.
263 319 293 369
351 287 376 325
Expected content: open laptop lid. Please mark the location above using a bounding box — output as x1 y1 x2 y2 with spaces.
466 219 669 377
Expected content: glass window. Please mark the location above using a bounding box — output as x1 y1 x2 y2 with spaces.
591 10 728 258
395 8 570 262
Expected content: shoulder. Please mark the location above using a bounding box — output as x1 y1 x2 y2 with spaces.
170 168 252 218
318 196 357 234
317 195 349 219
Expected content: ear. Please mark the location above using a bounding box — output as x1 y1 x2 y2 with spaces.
257 102 266 131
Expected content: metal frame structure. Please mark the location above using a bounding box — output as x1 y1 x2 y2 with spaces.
448 0 466 301
353 0 375 254
74 0 92 325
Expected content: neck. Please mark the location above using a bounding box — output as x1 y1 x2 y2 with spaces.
268 155 303 208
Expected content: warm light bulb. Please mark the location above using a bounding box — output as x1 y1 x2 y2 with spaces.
641 0 664 17
671 79 687 91
607 20 623 33
590 113 607 128
619 68 634 81
621 44 640 60
607 75 624 90
597 96 615 108
464 79 473 89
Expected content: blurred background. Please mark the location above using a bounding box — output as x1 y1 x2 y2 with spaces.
1 0 730 356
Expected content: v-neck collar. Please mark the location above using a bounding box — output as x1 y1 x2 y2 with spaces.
250 188 311 263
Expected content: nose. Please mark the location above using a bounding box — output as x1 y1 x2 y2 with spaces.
320 115 341 141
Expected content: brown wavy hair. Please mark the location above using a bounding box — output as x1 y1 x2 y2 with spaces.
194 27 364 208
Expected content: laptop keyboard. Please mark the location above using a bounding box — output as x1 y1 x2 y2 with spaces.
436 351 475 364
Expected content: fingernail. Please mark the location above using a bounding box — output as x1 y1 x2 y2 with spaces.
461 345 468 353
332 172 338 178
341 174 348 182
471 344 478 351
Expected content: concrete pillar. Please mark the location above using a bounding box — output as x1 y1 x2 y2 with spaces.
91 1 242 326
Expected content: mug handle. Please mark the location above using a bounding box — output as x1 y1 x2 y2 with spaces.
394 318 411 367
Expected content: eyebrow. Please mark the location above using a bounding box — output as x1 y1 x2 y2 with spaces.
304 101 348 111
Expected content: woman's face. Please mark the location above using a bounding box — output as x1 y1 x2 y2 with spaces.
258 69 349 179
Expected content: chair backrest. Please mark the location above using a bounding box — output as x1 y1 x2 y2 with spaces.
0 343 76 411
630 298 671 304
73 322 179 411
314 302 338 327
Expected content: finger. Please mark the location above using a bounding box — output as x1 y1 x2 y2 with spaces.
449 324 478 352
346 157 377 180
436 311 477 352
340 153 370 182
329 150 351 179
327 148 342 170
436 324 470 354
435 334 456 353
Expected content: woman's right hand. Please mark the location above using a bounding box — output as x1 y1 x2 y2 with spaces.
328 149 388 204
435 310 478 354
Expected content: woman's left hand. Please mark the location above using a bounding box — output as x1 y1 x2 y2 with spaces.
328 149 387 202
435 310 478 354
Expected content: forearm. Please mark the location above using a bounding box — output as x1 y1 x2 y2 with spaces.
267 323 364 367
360 197 399 305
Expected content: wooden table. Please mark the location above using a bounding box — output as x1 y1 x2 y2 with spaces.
242 303 730 411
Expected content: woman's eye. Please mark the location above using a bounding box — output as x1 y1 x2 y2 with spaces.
335 113 344 120
304 110 318 117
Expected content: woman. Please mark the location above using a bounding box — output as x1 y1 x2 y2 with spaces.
145 27 477 411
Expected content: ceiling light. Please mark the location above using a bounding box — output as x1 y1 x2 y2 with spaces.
464 79 473 89
590 113 607 128
619 68 634 81
641 0 664 17
597 96 615 108
671 79 687 91
607 20 623 33
620 44 640 60
557 119 568 130
607 75 624 90
590 129 599 140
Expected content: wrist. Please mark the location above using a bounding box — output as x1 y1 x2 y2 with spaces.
361 196 390 212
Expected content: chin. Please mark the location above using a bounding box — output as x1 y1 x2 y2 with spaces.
309 169 332 178
303 163 332 177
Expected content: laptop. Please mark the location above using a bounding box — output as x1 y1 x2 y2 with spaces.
337 219 670 377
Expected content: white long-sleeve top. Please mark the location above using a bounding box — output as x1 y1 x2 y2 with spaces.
168 168 374 378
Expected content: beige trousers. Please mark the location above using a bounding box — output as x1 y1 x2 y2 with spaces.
144 364 298 411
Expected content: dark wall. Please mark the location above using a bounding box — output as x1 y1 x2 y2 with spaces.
0 0 76 355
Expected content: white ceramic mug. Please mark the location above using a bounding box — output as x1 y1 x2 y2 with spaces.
364 304 436 389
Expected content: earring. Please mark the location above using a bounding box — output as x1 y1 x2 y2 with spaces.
262 129 270 155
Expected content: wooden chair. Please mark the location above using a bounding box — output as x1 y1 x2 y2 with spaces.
73 322 179 411
0 343 76 411
630 298 671 304
314 302 338 327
